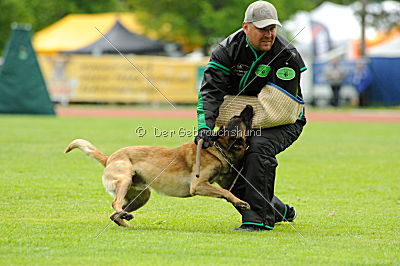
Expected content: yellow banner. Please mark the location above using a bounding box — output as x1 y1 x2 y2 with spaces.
38 54 207 104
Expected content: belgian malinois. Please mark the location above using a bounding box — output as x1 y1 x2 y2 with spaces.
65 105 254 227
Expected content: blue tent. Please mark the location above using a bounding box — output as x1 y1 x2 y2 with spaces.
368 36 400 106
368 58 400 106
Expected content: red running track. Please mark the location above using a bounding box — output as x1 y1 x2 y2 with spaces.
56 107 400 123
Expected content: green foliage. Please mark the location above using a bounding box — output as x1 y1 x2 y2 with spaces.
0 0 32 56
0 0 397 55
127 0 254 48
363 2 400 32
126 0 330 49
0 112 399 264
26 0 124 31
0 0 125 54
127 0 398 51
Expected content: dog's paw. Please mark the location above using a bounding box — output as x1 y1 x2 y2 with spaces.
110 212 133 227
234 201 251 210
125 214 134 221
110 213 122 225
120 212 134 221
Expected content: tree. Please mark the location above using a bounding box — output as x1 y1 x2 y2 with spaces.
0 0 125 54
128 0 379 52
127 0 257 52
1 0 397 56
127 0 316 51
0 0 33 55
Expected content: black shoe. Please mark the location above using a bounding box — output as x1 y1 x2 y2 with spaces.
285 205 297 222
233 224 271 232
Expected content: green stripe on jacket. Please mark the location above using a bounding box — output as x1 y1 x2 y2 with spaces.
196 90 211 131
206 61 231 76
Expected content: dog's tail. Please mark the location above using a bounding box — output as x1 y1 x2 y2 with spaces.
64 139 109 167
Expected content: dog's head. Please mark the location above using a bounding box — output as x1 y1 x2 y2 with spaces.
214 105 254 159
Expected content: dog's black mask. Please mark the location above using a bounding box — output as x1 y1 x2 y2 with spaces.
214 105 254 152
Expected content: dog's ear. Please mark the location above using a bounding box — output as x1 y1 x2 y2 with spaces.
240 105 254 128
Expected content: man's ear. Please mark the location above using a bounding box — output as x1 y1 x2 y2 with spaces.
242 22 249 34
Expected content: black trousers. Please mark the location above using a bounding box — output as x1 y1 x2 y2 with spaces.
358 90 369 107
330 85 341 107
231 118 306 228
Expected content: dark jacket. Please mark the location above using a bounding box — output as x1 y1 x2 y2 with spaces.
197 29 307 130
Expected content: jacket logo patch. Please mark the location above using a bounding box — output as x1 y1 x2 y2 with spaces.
233 63 249 77
255 64 271 77
276 67 296 80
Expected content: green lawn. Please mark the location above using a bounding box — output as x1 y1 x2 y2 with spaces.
0 114 399 265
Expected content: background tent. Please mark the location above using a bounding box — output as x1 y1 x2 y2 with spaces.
281 2 373 104
33 13 178 55
283 1 400 106
284 1 400 48
68 21 164 54
367 33 400 106
0 25 55 115
368 33 400 57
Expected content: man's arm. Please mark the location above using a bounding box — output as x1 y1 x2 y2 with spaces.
197 45 233 131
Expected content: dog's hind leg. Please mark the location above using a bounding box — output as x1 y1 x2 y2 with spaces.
110 211 132 227
112 176 132 212
123 186 151 213
109 184 151 227
104 160 134 222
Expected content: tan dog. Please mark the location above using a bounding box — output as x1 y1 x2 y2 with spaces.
65 105 254 227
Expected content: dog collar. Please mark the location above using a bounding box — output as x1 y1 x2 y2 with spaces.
213 141 234 165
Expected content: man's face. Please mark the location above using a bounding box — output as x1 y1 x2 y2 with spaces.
243 22 277 52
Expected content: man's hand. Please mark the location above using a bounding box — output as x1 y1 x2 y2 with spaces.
194 128 213 149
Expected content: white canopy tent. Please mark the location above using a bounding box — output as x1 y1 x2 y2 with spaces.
284 1 399 47
282 1 400 106
368 35 400 57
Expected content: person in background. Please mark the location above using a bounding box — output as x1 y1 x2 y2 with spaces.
352 58 372 107
324 57 346 107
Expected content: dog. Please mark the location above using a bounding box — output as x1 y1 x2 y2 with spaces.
64 105 254 227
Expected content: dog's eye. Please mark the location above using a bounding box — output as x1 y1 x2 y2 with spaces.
230 138 245 150
234 138 244 146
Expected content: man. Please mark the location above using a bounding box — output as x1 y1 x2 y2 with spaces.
195 1 307 232
324 57 346 107
352 58 371 107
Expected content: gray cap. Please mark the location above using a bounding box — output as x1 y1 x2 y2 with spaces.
244 1 282 28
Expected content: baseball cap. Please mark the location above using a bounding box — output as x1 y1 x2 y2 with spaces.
244 1 282 28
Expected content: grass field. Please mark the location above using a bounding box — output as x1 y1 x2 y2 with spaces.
0 113 399 265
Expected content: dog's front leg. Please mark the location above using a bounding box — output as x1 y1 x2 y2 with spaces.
190 181 250 210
